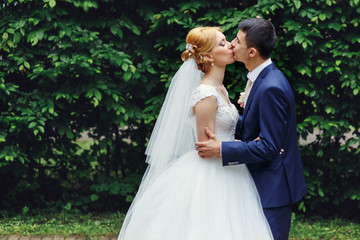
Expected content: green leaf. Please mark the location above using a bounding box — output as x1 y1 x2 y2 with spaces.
112 94 119 102
123 72 132 81
117 29 123 39
2 32 8 40
49 0 56 8
126 195 134 202
129 65 136 74
30 36 38 46
294 34 305 44
63 202 72 211
93 89 102 101
38 126 45 134
298 201 304 211
130 26 141 35
93 98 99 107
299 68 306 75
19 20 26 28
122 63 129 72
319 14 326 21
91 194 99 201
294 0 301 9
119 106 126 113
36 30 44 40
110 25 118 35
24 61 30 69
29 122 37 128
27 116 36 122
13 32 21 43
317 149 323 157
66 129 74 139
58 127 65 136
325 106 333 114
302 41 308 49
7 28 15 34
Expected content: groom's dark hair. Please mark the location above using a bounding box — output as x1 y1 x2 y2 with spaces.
238 18 276 59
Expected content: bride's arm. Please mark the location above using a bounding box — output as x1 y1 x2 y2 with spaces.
193 96 217 142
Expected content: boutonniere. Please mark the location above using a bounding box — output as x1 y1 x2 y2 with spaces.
237 92 245 108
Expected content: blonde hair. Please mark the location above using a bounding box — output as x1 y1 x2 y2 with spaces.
181 27 221 73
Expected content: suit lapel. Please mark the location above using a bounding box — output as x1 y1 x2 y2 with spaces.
240 63 276 131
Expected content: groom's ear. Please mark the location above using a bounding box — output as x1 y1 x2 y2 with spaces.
249 47 258 58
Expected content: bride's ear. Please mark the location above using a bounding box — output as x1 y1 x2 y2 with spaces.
202 55 214 67
204 54 213 62
209 57 214 65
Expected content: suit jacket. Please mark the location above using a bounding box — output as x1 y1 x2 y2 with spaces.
222 63 306 208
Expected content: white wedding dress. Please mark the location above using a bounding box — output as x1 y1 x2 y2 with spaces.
118 84 273 240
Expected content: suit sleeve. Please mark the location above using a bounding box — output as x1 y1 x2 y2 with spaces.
222 86 288 166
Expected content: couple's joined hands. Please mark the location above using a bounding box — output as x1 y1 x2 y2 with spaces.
195 127 283 159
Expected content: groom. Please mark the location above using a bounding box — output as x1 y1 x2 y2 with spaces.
195 18 306 240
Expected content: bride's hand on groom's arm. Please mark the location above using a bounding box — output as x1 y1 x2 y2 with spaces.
195 127 221 159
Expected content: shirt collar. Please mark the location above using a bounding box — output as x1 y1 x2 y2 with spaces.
247 58 272 83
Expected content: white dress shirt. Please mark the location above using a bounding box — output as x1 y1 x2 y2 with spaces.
247 58 273 83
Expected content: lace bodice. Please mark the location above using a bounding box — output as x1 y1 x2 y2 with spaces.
191 84 239 141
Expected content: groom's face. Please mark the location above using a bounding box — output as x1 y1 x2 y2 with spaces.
231 30 250 64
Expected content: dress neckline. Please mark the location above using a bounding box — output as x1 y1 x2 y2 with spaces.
198 84 232 108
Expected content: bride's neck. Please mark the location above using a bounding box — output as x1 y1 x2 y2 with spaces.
203 66 225 86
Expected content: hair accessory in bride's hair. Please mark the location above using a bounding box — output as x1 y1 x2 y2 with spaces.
185 43 193 51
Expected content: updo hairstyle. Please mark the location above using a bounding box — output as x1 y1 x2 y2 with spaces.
181 27 221 73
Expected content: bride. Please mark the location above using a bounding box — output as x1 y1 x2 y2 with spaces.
118 27 273 240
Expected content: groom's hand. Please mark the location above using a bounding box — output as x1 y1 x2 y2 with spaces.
195 127 221 159
253 136 284 154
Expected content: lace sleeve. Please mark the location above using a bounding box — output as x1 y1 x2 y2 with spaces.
191 84 218 108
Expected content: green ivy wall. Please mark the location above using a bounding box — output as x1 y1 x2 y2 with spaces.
1 0 359 217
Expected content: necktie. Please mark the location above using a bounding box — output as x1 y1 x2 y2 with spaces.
243 78 253 107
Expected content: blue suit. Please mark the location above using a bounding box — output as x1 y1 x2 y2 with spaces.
222 63 306 239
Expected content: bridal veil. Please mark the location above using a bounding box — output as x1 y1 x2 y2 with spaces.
118 58 202 239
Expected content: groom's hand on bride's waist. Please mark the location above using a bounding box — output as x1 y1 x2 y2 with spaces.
253 136 284 155
195 127 221 159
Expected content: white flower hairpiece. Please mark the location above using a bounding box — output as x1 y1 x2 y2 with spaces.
185 43 193 51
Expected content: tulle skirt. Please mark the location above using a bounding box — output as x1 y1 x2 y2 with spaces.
118 150 273 240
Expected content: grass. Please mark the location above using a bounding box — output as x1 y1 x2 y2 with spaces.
0 211 124 238
0 211 360 239
290 216 360 240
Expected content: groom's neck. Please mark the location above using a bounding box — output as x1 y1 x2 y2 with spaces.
246 57 269 73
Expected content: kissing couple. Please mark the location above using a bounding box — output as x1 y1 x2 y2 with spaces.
118 18 306 240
